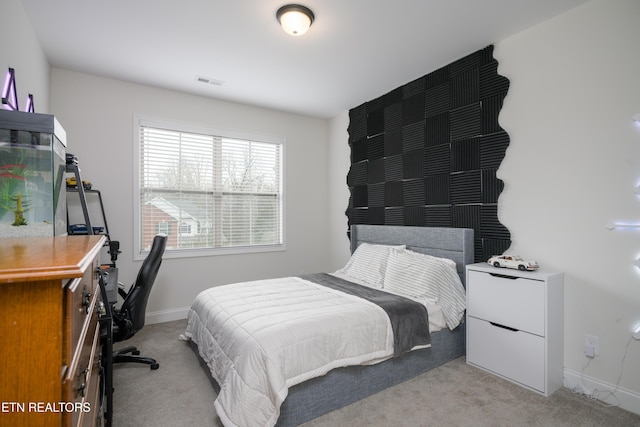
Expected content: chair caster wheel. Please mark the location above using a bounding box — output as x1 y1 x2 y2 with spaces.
151 363 159 370
132 350 140 355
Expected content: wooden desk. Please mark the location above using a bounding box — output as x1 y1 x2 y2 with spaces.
0 235 106 427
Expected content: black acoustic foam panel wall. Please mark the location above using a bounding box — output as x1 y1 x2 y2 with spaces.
346 45 511 262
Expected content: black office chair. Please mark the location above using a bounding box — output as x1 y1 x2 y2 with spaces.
111 234 167 369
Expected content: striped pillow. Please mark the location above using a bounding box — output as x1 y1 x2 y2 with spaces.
384 248 466 329
336 243 405 288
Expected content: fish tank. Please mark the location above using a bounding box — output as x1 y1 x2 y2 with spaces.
0 110 67 237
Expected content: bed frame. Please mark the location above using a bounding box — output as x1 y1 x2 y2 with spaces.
192 225 474 426
276 225 474 426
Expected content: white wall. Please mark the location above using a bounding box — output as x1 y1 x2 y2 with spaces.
496 0 640 410
328 0 640 413
0 0 50 113
328 111 351 269
50 69 330 322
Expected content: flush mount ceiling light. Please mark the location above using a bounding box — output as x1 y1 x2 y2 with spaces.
276 4 314 36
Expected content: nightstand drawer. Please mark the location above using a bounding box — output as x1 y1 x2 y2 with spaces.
467 270 545 336
467 317 545 393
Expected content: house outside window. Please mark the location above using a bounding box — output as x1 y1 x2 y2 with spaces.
135 117 284 258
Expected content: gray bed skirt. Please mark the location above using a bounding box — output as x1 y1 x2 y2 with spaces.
277 323 465 426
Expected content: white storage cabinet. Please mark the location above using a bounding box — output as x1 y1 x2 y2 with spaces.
466 262 564 396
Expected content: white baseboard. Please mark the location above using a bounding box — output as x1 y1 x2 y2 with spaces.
145 307 190 325
563 368 640 416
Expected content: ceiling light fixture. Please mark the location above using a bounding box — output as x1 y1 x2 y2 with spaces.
276 4 314 36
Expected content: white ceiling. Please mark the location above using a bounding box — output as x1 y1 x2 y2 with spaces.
21 0 588 119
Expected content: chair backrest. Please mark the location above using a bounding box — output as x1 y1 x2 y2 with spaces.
119 234 167 336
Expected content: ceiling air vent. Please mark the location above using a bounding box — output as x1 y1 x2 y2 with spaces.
195 76 224 86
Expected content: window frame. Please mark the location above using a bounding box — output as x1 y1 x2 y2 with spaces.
133 115 286 260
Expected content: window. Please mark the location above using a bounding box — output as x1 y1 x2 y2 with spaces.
157 221 170 235
135 118 284 258
179 222 192 235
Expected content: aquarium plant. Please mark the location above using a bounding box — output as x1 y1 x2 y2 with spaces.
0 162 30 222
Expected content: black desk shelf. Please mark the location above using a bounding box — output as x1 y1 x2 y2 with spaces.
66 188 111 237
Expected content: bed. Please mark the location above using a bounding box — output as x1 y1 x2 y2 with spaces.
183 225 474 426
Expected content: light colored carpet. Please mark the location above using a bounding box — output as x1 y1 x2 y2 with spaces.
112 320 640 426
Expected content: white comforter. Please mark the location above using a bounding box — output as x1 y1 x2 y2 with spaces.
183 276 405 427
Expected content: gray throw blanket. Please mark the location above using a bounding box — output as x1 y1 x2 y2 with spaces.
299 273 431 356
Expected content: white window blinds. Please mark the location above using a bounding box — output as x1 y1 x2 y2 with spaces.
138 122 283 254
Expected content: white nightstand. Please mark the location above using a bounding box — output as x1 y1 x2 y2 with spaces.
466 262 564 396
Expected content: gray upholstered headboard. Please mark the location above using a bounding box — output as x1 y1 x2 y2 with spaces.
350 225 474 286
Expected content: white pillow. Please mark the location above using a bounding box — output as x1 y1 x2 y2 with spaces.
335 243 405 288
384 248 466 329
403 248 458 270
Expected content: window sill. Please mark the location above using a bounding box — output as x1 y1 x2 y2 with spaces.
135 243 286 261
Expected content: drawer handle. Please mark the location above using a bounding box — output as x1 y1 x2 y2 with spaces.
488 273 518 280
76 367 89 398
489 321 519 332
82 291 93 314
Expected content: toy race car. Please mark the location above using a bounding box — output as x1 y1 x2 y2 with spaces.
487 255 539 271
66 177 92 190
69 224 104 235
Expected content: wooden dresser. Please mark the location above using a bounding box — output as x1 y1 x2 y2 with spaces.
0 235 106 427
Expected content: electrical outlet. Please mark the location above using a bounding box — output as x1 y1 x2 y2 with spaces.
584 334 599 357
